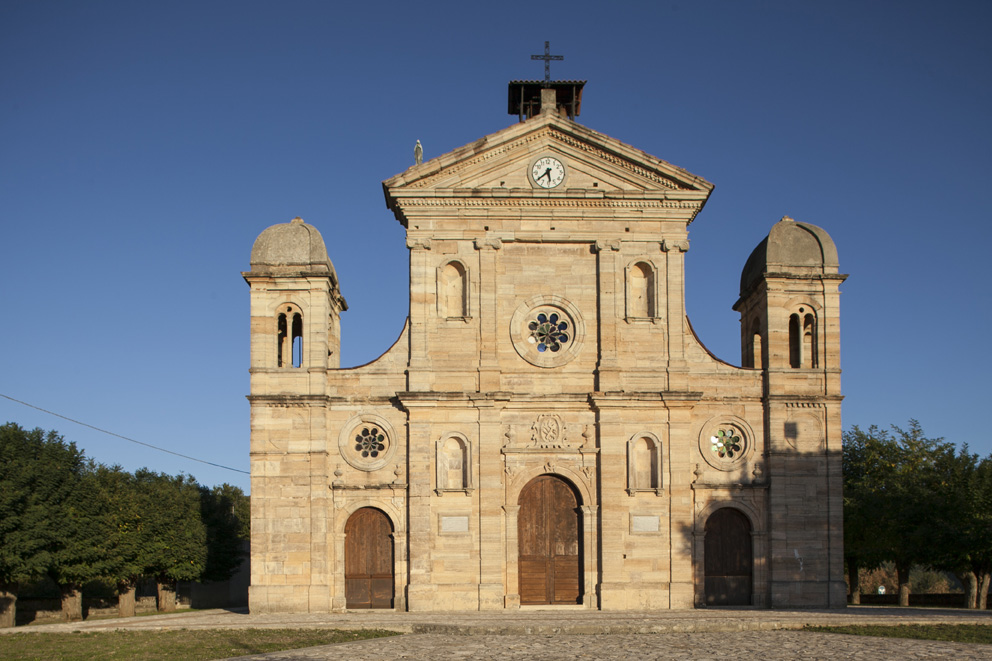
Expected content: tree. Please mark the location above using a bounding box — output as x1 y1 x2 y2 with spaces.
842 425 891 603
842 421 956 606
92 465 146 617
199 484 249 584
928 448 992 609
0 423 92 627
45 460 108 621
132 470 207 611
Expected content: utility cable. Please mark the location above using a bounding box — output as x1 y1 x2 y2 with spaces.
0 393 249 475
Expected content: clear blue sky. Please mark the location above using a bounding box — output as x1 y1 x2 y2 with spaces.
2 1 989 493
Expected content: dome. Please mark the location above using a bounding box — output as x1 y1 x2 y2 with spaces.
740 216 839 297
250 217 336 277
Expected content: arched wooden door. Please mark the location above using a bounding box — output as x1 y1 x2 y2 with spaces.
344 507 394 609
518 474 582 605
704 508 752 606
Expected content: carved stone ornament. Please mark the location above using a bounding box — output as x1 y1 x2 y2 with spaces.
661 239 690 253
406 237 432 250
474 237 503 251
503 426 516 447
531 414 568 448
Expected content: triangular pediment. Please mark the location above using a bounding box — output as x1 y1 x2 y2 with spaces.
384 113 713 200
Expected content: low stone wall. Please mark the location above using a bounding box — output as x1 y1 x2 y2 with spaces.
855 593 989 608
14 596 169 626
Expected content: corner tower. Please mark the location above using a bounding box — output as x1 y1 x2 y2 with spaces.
243 217 347 613
734 216 847 607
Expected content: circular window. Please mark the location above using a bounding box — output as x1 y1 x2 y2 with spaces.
699 418 754 471
510 295 586 368
338 414 397 472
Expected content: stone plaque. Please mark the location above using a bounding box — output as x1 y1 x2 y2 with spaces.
631 514 660 533
440 515 469 533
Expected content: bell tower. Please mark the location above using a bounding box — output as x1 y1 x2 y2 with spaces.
734 215 848 607
242 216 347 613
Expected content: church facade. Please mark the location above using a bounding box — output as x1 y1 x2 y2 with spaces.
244 84 847 612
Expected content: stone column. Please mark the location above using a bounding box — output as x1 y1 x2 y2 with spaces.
592 399 626 609
503 504 520 608
580 504 598 608
476 401 505 609
667 401 696 608
407 238 433 391
405 417 435 609
474 238 501 392
594 239 621 392
662 239 689 389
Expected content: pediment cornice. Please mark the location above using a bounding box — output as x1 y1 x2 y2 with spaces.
383 115 714 214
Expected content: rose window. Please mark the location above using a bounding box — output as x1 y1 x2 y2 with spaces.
354 426 386 459
710 428 743 460
527 311 570 353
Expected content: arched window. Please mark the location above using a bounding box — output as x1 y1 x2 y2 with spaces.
789 307 817 369
803 313 817 368
748 318 763 369
277 305 303 368
627 433 663 495
788 313 801 369
628 261 656 318
436 433 473 494
439 261 468 318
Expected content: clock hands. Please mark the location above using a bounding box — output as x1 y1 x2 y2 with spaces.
537 167 552 183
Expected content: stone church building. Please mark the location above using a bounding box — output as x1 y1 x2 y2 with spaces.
244 81 847 612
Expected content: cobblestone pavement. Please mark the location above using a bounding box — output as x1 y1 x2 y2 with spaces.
5 607 992 660
229 631 992 661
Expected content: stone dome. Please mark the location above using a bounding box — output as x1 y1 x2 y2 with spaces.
740 216 840 297
250 217 336 277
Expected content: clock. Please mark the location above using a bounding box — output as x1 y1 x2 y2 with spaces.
530 156 565 189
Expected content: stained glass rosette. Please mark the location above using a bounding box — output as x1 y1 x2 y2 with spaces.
527 311 570 353
355 426 386 458
710 428 743 460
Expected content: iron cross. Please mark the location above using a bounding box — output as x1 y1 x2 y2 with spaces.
531 41 563 84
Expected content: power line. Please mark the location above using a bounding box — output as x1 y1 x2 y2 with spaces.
0 393 249 475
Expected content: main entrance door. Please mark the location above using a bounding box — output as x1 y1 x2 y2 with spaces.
704 507 752 605
518 474 582 605
344 507 394 609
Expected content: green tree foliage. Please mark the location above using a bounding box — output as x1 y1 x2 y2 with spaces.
1 421 251 625
926 446 992 608
91 465 146 616
199 484 250 583
0 423 98 624
132 470 208 585
46 461 109 620
844 420 992 608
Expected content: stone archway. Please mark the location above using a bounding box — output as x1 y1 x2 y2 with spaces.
518 474 582 605
704 507 752 605
344 507 394 609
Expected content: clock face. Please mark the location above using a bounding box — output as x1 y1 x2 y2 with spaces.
531 156 565 189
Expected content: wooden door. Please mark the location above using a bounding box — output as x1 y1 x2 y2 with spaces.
704 508 752 606
344 507 394 609
518 475 582 605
